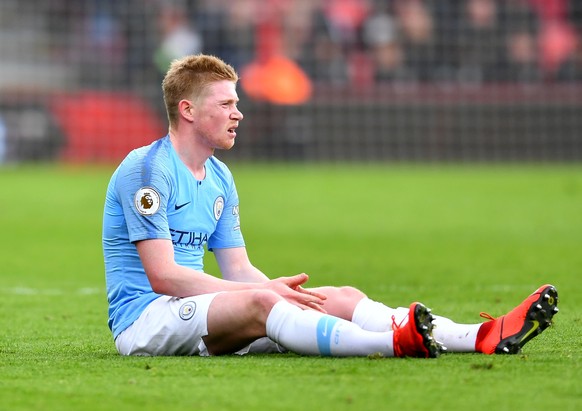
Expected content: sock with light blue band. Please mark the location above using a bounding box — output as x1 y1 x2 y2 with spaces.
266 301 393 357
316 315 341 356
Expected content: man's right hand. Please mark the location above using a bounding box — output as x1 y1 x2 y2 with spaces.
265 273 328 312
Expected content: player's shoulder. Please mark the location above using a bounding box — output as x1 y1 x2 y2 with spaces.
117 136 171 176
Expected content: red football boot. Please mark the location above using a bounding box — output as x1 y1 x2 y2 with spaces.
393 302 444 358
476 284 559 354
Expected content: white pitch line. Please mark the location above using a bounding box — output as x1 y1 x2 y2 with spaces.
0 287 103 296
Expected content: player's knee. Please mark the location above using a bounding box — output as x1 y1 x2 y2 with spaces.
247 289 282 317
332 286 367 303
345 286 366 299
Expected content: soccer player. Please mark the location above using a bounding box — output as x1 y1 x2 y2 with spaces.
102 54 558 357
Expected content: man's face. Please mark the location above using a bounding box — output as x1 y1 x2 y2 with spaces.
192 80 243 151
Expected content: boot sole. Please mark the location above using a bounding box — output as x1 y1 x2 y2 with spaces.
413 303 444 358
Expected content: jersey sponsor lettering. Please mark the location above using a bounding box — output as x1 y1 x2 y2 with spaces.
170 228 209 248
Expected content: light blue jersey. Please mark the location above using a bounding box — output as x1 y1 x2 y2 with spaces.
103 135 244 338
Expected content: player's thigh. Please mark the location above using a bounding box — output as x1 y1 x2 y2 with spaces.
204 289 282 354
207 289 281 332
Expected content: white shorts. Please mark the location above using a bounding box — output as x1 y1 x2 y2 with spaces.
115 293 284 356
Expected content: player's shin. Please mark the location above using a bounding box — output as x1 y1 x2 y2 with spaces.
266 301 394 357
432 316 481 352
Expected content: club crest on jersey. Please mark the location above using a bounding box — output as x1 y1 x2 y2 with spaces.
213 196 224 220
178 301 196 321
134 187 161 216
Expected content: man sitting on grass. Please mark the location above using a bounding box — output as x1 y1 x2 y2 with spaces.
102 54 558 358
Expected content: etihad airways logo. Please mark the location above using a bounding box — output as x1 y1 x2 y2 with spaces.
170 228 208 248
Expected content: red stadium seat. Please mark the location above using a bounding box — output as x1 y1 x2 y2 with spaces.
50 91 166 162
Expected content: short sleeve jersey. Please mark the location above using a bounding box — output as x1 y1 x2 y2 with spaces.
103 135 244 338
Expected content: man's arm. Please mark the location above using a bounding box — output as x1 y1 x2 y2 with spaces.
136 239 327 311
136 239 252 297
213 246 269 283
214 246 327 312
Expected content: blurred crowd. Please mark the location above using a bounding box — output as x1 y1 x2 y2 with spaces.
23 0 581 91
0 0 581 95
2 0 582 162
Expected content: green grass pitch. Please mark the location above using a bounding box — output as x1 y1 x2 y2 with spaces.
1 163 581 411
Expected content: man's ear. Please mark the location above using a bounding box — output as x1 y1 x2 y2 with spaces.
178 99 195 122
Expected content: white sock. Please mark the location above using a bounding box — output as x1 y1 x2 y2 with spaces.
432 316 480 352
266 300 396 357
351 297 408 332
352 298 481 352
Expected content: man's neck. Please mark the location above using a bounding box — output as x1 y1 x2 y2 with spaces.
168 130 211 180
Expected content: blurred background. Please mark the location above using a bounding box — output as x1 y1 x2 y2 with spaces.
1 0 582 163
